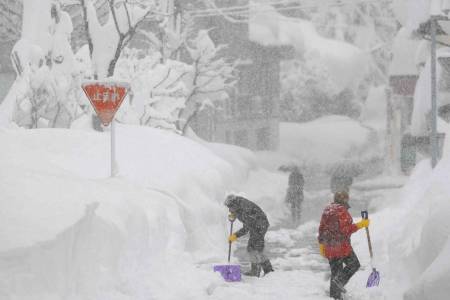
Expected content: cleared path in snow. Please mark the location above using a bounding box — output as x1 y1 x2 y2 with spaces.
206 172 402 300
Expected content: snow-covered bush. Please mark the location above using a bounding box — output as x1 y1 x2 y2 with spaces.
280 58 361 122
2 2 89 129
113 30 236 134
114 48 189 131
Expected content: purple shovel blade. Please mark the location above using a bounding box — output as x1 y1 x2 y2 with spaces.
214 265 241 282
366 268 380 287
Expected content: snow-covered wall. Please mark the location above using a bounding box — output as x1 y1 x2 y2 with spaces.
0 125 254 299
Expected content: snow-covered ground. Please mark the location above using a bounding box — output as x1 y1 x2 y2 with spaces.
1 122 449 299
0 124 253 299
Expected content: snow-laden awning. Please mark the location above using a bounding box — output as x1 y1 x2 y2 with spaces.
247 2 368 90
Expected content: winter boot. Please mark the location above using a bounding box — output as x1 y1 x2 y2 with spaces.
331 278 347 294
244 263 261 277
261 260 274 276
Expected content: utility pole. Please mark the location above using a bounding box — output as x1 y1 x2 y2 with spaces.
430 15 439 168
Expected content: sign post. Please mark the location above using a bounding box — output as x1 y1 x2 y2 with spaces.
82 81 130 177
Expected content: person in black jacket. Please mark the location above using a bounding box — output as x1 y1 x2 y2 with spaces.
285 167 304 226
225 194 274 277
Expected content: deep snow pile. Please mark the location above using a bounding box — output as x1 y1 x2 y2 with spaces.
362 152 450 299
279 115 378 166
0 125 254 299
380 158 450 300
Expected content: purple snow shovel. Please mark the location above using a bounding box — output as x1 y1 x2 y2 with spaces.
213 218 241 282
361 211 380 287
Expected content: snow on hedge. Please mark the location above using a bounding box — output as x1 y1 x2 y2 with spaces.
0 125 253 299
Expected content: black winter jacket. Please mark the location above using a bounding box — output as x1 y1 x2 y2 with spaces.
227 196 270 238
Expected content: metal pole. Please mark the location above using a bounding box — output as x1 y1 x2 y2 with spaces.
111 119 116 177
431 16 439 168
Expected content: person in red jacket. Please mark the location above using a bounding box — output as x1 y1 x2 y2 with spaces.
318 191 370 300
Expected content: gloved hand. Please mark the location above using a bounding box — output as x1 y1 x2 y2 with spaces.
228 234 237 243
228 212 236 222
356 219 370 229
319 243 325 257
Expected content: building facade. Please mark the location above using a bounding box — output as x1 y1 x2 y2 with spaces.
189 1 292 151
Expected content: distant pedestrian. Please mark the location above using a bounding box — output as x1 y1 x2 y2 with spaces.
225 194 274 277
285 167 304 226
318 191 370 300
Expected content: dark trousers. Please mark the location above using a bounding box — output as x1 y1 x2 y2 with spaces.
290 199 302 225
247 223 269 264
247 223 268 252
328 251 360 299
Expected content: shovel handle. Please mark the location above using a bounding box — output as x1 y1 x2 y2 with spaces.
361 210 373 259
361 210 368 219
228 221 234 263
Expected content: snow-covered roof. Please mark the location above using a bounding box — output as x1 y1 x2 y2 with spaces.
394 0 450 30
389 28 422 76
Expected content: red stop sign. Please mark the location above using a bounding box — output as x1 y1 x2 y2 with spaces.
82 81 130 126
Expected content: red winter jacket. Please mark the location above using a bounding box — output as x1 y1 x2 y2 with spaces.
318 203 358 259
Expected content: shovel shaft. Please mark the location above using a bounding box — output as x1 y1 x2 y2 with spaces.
365 227 374 259
361 210 374 259
228 221 234 263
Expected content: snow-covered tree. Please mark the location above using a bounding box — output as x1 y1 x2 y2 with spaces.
113 29 236 134
311 1 397 85
114 48 189 131
280 57 360 122
1 1 88 128
79 0 162 78
1 0 236 132
277 1 397 122
177 29 236 134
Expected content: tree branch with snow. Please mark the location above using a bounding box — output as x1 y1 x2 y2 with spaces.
176 30 237 135
79 0 160 78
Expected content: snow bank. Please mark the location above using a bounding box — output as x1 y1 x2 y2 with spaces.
279 116 375 166
365 152 450 298
0 125 254 299
248 2 368 91
383 158 450 300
